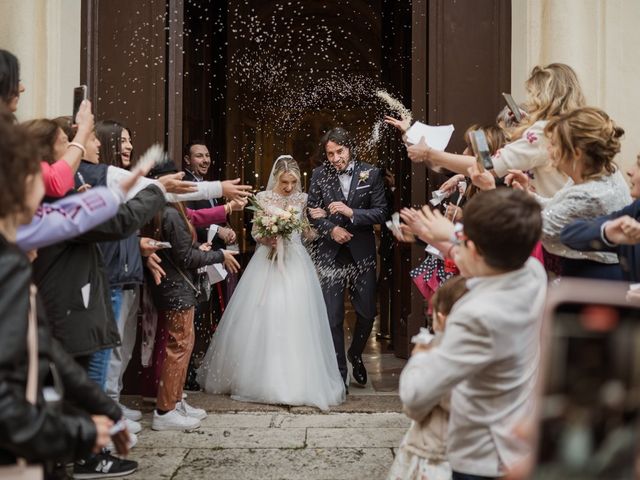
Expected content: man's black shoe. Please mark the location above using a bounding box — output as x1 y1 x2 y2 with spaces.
347 352 367 386
73 450 138 479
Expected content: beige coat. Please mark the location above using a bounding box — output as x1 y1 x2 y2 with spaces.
399 259 547 477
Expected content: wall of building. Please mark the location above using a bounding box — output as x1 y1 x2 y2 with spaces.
0 0 81 121
512 0 640 171
2 0 639 171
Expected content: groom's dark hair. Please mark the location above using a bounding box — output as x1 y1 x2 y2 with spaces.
318 127 356 164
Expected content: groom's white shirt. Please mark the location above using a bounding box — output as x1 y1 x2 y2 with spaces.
399 258 547 477
338 162 355 199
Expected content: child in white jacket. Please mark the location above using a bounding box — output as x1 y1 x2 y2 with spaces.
388 275 467 480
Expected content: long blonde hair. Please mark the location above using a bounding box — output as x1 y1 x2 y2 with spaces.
545 107 624 180
513 63 586 139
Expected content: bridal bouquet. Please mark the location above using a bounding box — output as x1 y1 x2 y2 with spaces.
247 196 306 261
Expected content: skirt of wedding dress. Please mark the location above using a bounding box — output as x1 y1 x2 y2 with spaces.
197 242 346 411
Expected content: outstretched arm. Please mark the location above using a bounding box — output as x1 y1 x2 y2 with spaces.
17 187 123 252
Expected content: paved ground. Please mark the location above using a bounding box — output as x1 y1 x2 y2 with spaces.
123 391 408 479
121 351 408 479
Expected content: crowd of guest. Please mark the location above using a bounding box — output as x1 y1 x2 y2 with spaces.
2 42 640 480
385 62 640 480
0 48 251 479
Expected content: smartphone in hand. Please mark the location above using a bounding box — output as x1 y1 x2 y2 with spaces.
72 85 88 124
502 92 523 123
469 130 494 172
149 240 172 249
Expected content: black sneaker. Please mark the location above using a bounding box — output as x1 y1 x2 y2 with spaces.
73 451 137 479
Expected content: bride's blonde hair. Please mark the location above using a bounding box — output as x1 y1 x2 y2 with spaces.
272 155 302 185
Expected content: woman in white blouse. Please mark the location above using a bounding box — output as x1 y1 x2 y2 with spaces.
386 63 586 198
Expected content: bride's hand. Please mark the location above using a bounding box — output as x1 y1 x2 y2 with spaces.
222 250 240 273
308 207 327 219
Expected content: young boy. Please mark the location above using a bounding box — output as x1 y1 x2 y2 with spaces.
399 188 547 480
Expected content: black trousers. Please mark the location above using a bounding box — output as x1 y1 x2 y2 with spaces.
321 245 376 382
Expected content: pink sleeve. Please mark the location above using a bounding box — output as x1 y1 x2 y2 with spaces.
41 160 75 197
185 205 227 228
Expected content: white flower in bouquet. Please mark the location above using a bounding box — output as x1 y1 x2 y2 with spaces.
247 194 308 261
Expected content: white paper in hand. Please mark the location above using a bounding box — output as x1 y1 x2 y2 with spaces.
206 263 228 285
405 121 455 151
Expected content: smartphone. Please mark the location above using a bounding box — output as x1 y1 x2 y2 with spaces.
150 240 172 249
72 85 87 124
469 130 494 171
502 92 523 123
531 279 640 480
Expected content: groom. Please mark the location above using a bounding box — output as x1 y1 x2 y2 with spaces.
308 127 388 388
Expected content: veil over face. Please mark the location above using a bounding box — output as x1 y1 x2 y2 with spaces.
266 155 302 193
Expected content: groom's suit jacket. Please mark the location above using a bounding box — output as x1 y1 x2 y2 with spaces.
307 161 388 263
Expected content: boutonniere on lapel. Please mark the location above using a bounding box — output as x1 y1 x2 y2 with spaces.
358 169 371 185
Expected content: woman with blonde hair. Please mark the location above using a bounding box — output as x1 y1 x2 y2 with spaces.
387 63 586 197
504 107 631 279
197 155 345 411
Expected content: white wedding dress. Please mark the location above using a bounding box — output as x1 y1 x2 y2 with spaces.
197 190 346 411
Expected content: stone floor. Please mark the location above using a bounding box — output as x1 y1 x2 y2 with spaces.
123 408 409 479
120 302 409 478
121 347 407 479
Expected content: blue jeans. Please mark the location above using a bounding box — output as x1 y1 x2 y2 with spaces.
87 288 123 388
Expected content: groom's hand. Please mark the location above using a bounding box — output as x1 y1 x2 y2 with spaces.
328 201 353 219
331 226 353 244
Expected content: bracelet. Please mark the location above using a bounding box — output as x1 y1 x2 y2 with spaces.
67 142 86 157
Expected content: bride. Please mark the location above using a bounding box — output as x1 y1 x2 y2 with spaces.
197 155 345 410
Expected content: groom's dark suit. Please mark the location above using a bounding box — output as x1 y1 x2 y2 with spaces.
308 161 388 381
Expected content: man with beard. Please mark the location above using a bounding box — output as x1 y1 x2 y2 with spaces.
182 140 237 390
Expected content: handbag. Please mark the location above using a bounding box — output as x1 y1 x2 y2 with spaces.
0 285 44 479
165 254 210 303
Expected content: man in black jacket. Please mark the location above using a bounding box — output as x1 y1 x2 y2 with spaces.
561 155 640 282
307 128 388 389
182 140 236 390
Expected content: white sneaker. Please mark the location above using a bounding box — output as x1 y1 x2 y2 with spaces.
118 403 142 422
151 409 201 431
176 399 207 420
125 418 142 435
107 431 138 452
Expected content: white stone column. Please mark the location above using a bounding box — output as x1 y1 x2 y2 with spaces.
0 0 81 121
511 0 640 170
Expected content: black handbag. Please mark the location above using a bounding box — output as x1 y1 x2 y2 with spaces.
165 254 210 303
